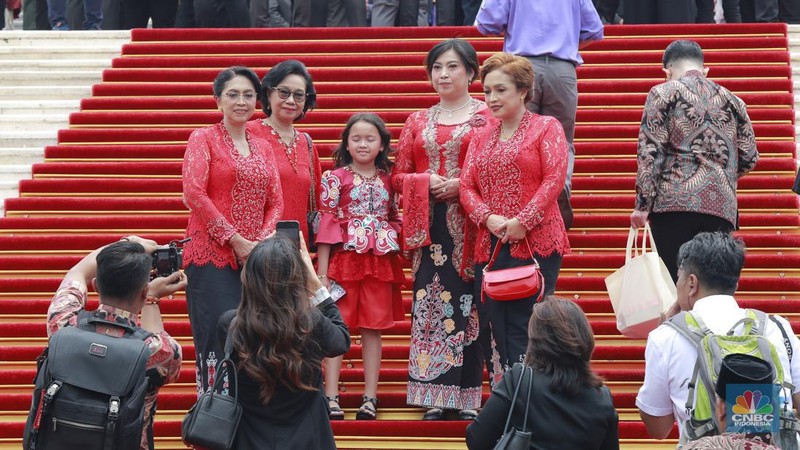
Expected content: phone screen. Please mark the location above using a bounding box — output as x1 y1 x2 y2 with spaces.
276 220 301 248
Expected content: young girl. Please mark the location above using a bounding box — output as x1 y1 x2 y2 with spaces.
316 113 405 421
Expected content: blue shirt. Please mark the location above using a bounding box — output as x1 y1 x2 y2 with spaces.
476 0 604 65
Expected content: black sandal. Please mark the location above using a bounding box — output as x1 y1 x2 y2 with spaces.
355 395 378 420
422 408 445 420
327 395 345 420
458 409 478 421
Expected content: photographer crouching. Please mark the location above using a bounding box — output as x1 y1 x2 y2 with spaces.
43 235 186 450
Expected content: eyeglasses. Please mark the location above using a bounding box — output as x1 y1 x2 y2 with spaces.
223 91 257 102
269 86 308 103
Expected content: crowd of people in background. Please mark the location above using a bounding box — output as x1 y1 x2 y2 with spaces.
3 0 798 30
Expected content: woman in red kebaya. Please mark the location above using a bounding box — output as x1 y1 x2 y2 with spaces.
461 53 570 386
392 39 492 421
247 60 321 248
182 66 284 394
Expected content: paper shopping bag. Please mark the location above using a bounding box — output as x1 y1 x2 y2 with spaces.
605 224 676 338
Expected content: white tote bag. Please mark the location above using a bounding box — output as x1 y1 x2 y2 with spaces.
604 224 676 339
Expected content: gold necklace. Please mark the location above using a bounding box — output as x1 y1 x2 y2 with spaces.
263 120 298 171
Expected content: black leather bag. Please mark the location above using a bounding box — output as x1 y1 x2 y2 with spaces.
493 363 534 450
182 332 241 450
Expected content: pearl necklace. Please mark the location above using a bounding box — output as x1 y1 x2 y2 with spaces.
438 97 473 118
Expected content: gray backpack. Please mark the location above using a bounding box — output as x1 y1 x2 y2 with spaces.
23 312 153 450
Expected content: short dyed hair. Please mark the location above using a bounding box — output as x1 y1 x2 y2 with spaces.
95 241 152 304
677 232 744 294
663 40 704 68
260 59 317 120
425 38 480 83
479 52 534 103
212 66 261 99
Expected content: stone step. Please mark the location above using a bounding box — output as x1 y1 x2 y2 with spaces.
0 86 92 100
0 131 58 148
0 59 113 71
0 165 32 183
0 114 69 129
0 181 21 213
0 148 45 165
0 30 130 47
0 100 80 115
1 71 102 86
0 47 122 60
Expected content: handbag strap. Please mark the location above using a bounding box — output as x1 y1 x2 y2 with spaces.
485 238 537 272
520 366 533 432
502 363 528 434
212 323 238 402
304 133 316 213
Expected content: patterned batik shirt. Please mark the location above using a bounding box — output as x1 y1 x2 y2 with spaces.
634 70 759 226
47 279 182 450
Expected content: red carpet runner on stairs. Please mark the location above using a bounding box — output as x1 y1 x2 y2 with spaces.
0 23 798 449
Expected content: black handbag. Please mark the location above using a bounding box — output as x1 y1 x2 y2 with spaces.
493 363 534 450
182 331 241 450
304 133 320 252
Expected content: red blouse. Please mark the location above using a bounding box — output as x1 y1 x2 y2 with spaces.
461 111 570 263
391 101 494 280
247 119 322 242
182 122 284 269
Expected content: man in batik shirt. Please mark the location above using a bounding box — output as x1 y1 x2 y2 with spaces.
48 236 185 450
630 39 758 282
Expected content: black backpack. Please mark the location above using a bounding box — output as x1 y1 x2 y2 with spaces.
23 311 153 450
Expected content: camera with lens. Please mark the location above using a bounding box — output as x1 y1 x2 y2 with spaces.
151 238 191 279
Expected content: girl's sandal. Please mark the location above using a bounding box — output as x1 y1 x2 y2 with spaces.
355 395 378 420
327 395 345 420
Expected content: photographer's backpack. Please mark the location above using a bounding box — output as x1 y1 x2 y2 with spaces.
23 311 153 450
666 309 800 449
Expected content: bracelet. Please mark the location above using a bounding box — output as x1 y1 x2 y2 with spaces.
318 275 327 279
144 295 160 306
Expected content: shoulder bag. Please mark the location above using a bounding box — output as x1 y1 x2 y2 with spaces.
304 133 320 252
482 240 544 303
182 330 241 450
493 363 534 450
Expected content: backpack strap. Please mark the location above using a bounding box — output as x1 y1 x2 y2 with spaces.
665 312 718 431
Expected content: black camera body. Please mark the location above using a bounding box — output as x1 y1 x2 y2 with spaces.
152 238 190 279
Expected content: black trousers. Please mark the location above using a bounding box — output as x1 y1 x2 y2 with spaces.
122 0 177 27
740 0 800 22
697 0 742 22
193 0 250 27
624 0 697 23
648 211 734 283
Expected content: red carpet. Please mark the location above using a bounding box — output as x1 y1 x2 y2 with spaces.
1 23 799 449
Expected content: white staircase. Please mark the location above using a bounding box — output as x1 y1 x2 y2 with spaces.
0 30 130 212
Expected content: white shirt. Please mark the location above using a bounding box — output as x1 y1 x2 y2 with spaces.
636 295 800 440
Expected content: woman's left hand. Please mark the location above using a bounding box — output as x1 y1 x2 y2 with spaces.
499 218 527 244
432 177 460 202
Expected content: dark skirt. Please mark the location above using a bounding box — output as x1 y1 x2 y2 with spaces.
407 203 484 410
185 263 242 395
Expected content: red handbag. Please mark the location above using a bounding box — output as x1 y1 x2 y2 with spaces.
482 240 545 303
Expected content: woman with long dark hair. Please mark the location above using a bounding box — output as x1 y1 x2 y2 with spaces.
466 298 619 449
216 236 350 449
